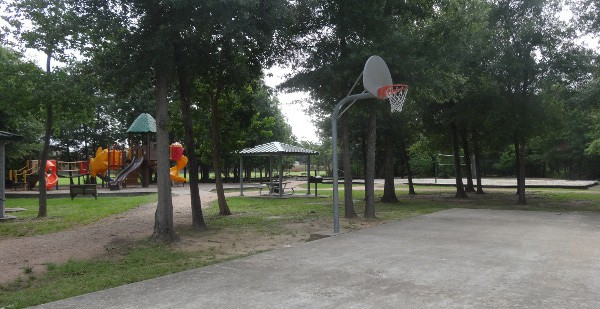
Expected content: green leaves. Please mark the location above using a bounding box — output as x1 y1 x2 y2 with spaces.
0 46 44 167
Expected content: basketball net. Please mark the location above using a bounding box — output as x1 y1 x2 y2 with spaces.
378 84 408 113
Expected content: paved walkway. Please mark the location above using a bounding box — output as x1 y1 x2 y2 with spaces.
4 182 263 198
7 178 598 199
36 209 600 308
394 178 598 189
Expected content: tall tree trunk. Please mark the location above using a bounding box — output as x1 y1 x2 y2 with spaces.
209 86 231 215
37 102 52 217
37 53 53 218
401 144 416 195
341 117 357 218
364 108 377 218
201 164 209 181
450 123 468 198
517 138 527 204
460 129 475 192
174 51 207 231
471 129 485 194
514 136 521 196
152 64 177 242
518 69 530 204
381 126 399 203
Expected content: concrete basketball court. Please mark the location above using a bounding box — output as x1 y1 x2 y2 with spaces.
36 209 600 308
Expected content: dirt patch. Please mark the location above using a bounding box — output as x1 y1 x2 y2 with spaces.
0 189 228 284
0 181 345 285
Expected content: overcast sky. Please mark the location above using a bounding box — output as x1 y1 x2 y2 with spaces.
263 66 318 143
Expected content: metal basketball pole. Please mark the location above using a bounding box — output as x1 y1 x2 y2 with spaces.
331 92 374 234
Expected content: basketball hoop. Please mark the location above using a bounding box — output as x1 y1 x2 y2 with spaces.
378 84 408 113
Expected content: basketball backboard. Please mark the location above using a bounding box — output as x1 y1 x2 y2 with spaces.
363 55 393 99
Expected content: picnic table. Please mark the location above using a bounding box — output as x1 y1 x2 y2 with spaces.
260 181 294 196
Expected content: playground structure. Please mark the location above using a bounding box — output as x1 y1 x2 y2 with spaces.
169 142 187 184
7 113 187 191
8 159 62 190
89 146 125 180
87 142 187 189
8 145 186 191
88 145 137 190
45 160 58 190
7 160 39 190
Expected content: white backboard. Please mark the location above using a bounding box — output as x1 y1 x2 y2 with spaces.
363 55 393 99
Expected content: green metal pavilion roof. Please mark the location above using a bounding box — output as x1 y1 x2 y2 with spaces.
127 113 156 133
239 142 318 156
0 131 23 142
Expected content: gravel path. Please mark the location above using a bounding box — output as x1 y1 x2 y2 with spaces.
0 184 259 284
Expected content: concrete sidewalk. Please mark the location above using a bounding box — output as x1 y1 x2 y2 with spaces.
36 209 600 308
393 178 598 189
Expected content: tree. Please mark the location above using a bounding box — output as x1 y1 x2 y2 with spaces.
4 0 78 217
489 0 575 204
75 0 183 241
340 116 357 217
284 0 411 217
159 0 293 216
0 45 44 168
166 5 209 230
411 0 490 199
380 115 400 203
576 0 600 34
364 106 378 217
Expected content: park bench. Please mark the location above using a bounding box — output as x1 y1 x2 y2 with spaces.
69 184 98 200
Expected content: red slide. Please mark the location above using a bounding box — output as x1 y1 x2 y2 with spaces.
45 160 58 190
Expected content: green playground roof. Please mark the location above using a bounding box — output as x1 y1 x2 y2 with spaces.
127 113 156 133
0 130 23 142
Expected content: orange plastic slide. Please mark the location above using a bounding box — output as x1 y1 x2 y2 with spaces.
89 147 109 178
170 155 188 183
45 160 58 190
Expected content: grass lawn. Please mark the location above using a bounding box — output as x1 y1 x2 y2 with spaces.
1 187 600 308
0 195 157 238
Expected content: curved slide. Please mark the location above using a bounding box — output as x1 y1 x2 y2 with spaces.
170 155 188 183
90 147 109 180
111 157 144 187
45 160 58 190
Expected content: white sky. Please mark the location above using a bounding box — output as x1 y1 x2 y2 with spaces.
263 66 318 143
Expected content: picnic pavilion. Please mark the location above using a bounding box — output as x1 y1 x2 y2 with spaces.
0 131 23 221
238 142 319 197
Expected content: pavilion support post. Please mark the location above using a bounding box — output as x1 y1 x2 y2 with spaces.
306 155 311 195
278 154 283 197
239 156 244 196
269 156 273 185
0 133 21 220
